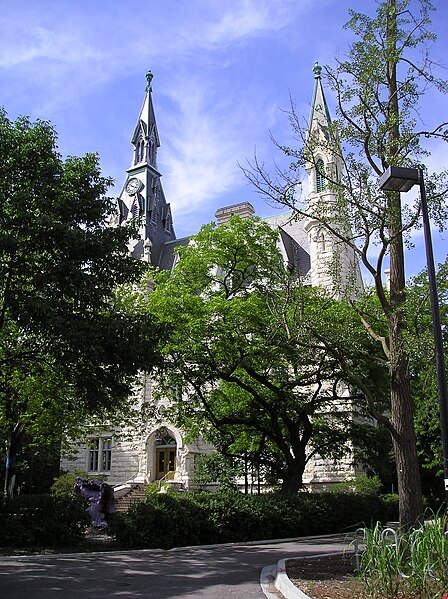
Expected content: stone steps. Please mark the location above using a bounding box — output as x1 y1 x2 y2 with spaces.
114 483 147 512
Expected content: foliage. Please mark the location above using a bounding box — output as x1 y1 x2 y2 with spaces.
0 110 162 498
406 258 448 477
145 216 384 495
0 493 89 548
192 452 243 491
242 0 448 529
50 469 107 498
359 514 448 599
330 474 382 495
110 489 399 549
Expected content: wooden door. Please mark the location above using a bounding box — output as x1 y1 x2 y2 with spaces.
156 447 176 480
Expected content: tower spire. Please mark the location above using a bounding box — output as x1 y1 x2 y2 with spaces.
129 70 160 171
304 62 362 297
116 71 176 267
307 61 332 139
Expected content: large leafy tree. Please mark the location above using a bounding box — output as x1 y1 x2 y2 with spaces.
0 111 160 499
243 0 448 529
145 217 385 495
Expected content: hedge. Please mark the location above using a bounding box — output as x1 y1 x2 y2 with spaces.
0 494 90 548
110 490 399 549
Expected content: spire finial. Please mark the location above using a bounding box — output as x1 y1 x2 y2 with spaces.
313 61 322 78
145 70 153 92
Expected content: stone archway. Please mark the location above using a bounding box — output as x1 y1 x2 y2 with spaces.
146 426 181 482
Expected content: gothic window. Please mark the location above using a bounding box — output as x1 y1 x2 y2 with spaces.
148 124 157 166
134 134 145 164
131 198 139 218
155 427 176 446
139 140 145 162
165 212 171 234
151 178 159 223
88 436 112 472
316 159 325 192
163 206 172 234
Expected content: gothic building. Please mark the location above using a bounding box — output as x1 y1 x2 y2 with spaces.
61 65 362 493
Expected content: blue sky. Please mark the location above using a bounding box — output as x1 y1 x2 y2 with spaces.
1 0 447 279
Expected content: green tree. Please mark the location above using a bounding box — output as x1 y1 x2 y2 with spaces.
146 217 384 495
405 258 448 497
0 111 160 499
243 0 448 529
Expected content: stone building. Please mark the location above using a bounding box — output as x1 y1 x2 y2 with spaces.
61 64 363 494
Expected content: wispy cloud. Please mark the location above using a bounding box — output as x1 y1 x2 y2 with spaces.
0 26 104 68
160 76 246 217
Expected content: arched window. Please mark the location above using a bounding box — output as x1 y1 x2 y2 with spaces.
316 159 325 192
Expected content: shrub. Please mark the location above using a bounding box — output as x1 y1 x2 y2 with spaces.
110 493 211 549
111 490 399 549
51 469 106 498
329 474 382 495
0 494 90 548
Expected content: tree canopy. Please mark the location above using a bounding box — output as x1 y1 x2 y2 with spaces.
0 111 161 498
242 0 448 528
145 216 387 495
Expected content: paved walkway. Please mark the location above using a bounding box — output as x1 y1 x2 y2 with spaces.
0 535 350 598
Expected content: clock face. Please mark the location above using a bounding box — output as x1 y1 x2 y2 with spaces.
126 177 141 195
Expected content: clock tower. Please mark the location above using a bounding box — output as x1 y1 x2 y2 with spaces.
116 71 176 267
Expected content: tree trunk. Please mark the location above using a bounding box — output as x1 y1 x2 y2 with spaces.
280 462 303 495
386 0 423 530
3 426 21 502
390 358 423 529
388 198 423 529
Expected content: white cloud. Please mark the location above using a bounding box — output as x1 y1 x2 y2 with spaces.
0 27 104 68
159 77 245 217
194 0 302 48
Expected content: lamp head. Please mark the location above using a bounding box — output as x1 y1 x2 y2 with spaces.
379 166 420 192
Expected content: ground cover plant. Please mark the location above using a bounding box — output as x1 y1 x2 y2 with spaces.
358 517 448 598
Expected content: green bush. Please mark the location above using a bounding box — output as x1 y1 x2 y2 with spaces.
0 494 90 548
51 469 106 498
111 492 211 549
111 490 399 549
329 474 382 495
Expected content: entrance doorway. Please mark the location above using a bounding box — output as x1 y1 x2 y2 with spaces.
156 447 176 480
154 427 177 481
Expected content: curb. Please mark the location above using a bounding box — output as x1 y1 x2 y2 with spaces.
274 551 345 599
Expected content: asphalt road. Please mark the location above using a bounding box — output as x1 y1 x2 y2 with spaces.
0 535 349 598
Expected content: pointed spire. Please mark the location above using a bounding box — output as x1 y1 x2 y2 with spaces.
130 70 160 170
307 61 332 138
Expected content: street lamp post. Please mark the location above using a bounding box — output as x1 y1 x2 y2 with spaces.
379 165 448 506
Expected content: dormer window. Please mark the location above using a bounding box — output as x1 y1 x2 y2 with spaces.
316 159 325 192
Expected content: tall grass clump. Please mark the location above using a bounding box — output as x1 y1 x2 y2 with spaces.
358 512 448 599
406 513 448 598
359 523 406 598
